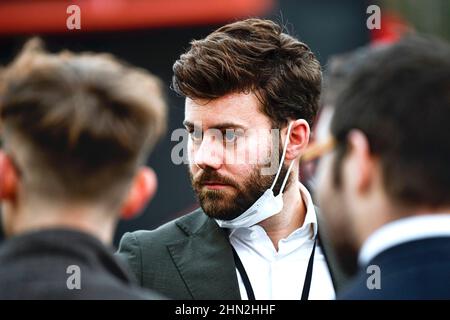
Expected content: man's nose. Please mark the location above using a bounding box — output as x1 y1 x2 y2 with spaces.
193 131 224 170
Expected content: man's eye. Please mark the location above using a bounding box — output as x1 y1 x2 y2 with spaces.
224 130 238 143
189 130 203 142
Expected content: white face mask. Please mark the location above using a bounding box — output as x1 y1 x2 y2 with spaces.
216 122 296 229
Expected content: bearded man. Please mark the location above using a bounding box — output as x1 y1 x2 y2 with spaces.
117 18 345 300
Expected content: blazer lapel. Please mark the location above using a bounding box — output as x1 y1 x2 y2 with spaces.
167 213 241 300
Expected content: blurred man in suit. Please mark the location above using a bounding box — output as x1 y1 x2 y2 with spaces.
0 39 166 299
314 35 450 299
118 18 344 300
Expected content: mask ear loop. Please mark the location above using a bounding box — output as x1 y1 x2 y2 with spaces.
270 122 294 193
278 159 295 195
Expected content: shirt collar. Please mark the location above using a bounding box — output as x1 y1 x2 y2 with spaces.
359 213 450 266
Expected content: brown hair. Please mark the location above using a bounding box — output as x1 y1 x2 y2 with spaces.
331 35 450 208
172 18 321 127
0 38 167 207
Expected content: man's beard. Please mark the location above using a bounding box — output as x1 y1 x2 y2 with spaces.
331 232 360 278
319 193 360 277
189 162 291 221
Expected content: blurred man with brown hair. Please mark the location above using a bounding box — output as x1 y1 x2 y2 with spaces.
0 39 166 299
315 35 450 299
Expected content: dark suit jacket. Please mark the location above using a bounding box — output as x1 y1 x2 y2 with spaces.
339 237 450 300
117 208 347 299
0 228 163 299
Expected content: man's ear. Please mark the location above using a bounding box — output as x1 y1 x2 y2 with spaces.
285 119 310 160
345 130 374 193
0 150 19 201
120 166 157 220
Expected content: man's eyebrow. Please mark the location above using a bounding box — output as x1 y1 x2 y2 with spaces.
182 121 246 130
212 122 246 130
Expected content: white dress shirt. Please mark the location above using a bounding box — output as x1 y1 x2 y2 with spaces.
359 213 450 266
228 183 336 300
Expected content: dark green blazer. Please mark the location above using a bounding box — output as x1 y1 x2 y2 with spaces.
117 208 347 300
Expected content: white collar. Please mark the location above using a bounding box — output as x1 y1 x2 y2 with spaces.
229 182 318 241
359 213 450 266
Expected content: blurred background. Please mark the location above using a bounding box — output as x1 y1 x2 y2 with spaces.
0 0 448 246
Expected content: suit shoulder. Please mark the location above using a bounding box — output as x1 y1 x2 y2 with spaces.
123 208 208 246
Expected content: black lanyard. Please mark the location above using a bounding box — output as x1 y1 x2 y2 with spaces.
231 236 318 300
